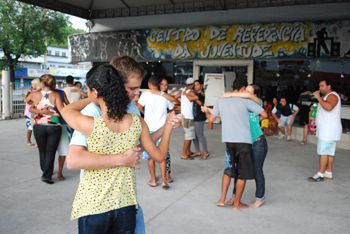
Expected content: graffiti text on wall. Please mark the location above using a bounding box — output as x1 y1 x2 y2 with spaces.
68 20 350 63
146 23 309 59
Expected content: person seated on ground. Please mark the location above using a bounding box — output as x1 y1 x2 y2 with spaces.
260 101 274 136
271 97 281 136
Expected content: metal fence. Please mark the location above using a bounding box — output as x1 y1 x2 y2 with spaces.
0 84 29 119
0 85 2 117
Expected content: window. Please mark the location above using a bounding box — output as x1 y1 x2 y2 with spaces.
48 50 52 55
55 51 60 56
62 52 66 57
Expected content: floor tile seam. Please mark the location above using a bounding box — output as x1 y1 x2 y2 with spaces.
145 167 223 224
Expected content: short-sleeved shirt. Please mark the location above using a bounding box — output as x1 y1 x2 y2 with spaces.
212 97 263 144
249 100 264 142
138 91 174 132
70 102 140 147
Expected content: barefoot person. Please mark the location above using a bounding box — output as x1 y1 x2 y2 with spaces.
309 80 342 182
61 64 178 233
202 77 266 210
223 84 268 208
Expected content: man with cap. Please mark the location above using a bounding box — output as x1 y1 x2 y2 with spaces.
177 77 197 159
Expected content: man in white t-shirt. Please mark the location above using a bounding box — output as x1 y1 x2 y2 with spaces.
309 80 342 182
63 75 81 103
272 97 299 141
138 76 174 189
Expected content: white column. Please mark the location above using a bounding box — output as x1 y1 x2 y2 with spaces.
192 62 200 80
1 70 11 119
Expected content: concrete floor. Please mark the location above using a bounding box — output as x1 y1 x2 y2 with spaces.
0 119 349 234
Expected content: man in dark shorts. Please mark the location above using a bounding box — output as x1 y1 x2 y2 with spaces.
202 77 266 209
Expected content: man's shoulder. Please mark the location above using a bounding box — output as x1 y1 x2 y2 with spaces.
127 102 141 116
81 103 101 117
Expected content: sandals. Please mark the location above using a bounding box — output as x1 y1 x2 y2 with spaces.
200 152 210 160
147 181 158 187
162 183 170 190
180 155 194 160
300 140 307 145
27 142 37 147
190 152 201 157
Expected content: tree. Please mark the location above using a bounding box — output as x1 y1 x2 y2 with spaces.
0 0 69 83
48 25 85 48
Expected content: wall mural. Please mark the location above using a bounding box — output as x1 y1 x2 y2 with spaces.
69 20 350 63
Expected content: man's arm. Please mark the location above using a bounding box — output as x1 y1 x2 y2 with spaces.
223 92 260 105
201 106 217 123
139 113 178 163
61 91 70 105
246 100 267 119
313 91 338 111
67 145 141 170
291 104 300 118
185 91 203 106
137 112 182 150
162 93 180 105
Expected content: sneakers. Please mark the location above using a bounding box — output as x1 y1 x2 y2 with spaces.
324 171 333 180
277 133 285 139
308 172 324 182
286 136 291 141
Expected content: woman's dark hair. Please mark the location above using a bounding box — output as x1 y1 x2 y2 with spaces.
86 64 130 121
232 76 247 91
251 84 261 98
194 80 203 85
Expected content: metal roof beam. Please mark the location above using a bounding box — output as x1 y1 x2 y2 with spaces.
120 0 130 9
17 0 90 19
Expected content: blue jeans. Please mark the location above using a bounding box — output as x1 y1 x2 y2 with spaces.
232 135 268 199
135 205 146 234
78 205 136 234
252 135 268 199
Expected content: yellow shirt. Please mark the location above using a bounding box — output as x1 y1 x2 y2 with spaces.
71 113 142 220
